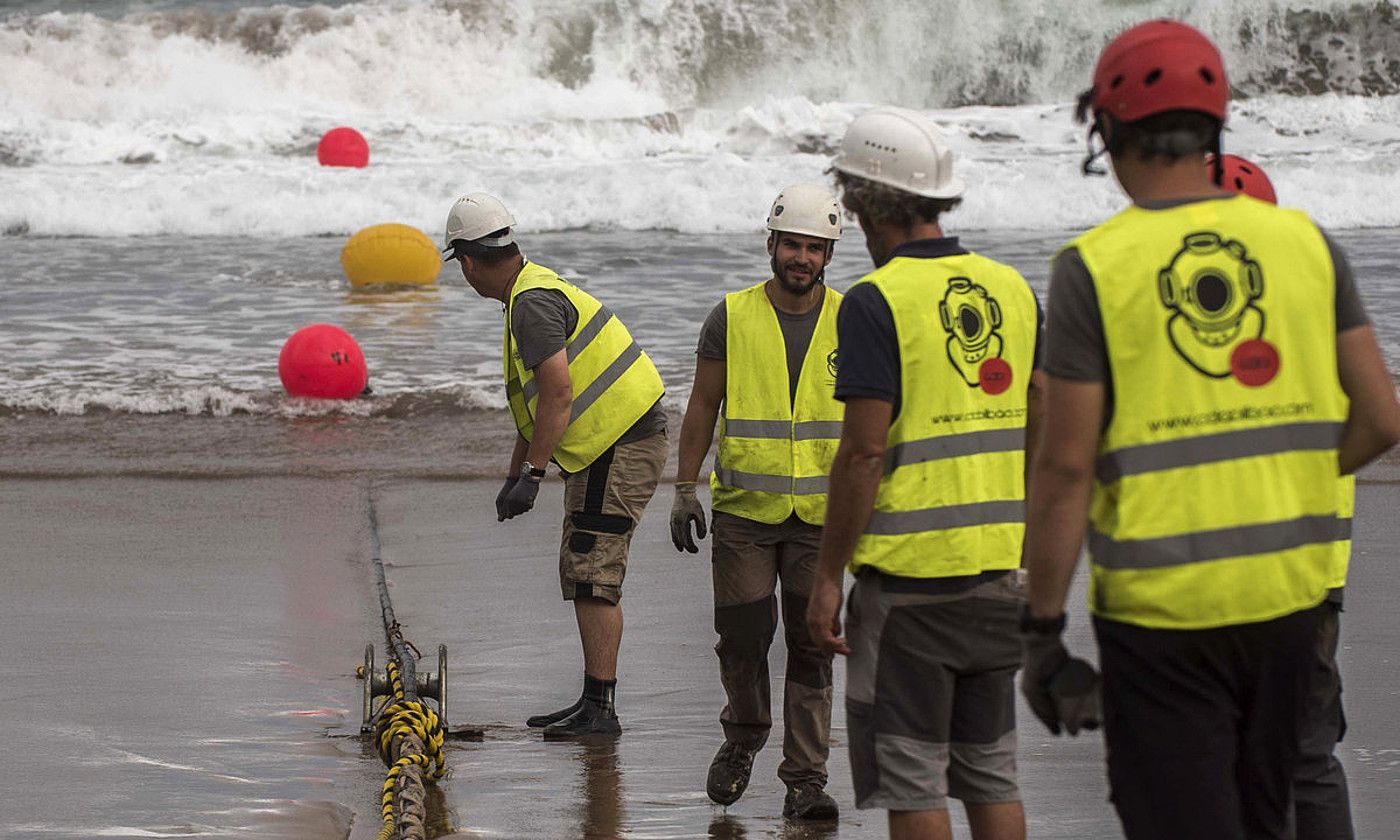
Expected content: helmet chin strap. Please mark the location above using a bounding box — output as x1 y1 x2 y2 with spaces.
1075 90 1110 178
1209 135 1225 187
1081 118 1111 177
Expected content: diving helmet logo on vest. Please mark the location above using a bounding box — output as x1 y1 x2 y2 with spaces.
826 348 839 381
1157 232 1278 386
939 277 1011 395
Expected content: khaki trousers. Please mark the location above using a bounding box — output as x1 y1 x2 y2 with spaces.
711 510 833 785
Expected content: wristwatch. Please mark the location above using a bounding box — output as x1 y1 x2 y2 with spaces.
520 460 547 481
1019 604 1067 634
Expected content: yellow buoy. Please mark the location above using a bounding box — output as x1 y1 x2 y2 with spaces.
340 223 441 287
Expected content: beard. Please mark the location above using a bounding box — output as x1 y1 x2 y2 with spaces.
771 254 824 294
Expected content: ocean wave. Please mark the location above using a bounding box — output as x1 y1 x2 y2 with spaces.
4 93 1400 235
2 1 1397 170
0 377 705 420
3 0 1397 122
0 382 507 417
2 1 1399 235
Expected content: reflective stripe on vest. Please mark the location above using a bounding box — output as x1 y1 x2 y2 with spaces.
1095 421 1342 483
851 253 1038 578
713 467 829 495
1072 196 1347 629
867 499 1025 535
886 427 1025 474
504 262 665 472
710 282 843 525
519 304 619 406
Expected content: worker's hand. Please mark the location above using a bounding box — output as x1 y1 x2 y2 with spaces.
1021 626 1101 736
499 476 540 520
807 575 851 656
495 476 519 520
669 482 708 553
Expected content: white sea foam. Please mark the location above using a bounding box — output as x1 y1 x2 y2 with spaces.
2 0 1398 235
0 379 509 416
4 94 1400 236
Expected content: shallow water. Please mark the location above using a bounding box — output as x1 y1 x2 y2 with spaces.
2 229 1396 479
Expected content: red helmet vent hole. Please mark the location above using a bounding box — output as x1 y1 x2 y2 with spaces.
1200 67 1216 84
1110 74 1125 89
1233 176 1246 190
1144 69 1163 86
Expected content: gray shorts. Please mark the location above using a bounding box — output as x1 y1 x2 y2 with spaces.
845 568 1025 812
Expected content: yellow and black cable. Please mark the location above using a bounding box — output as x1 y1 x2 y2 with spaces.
373 658 447 840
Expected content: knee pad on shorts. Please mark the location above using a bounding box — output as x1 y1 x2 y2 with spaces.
568 512 632 553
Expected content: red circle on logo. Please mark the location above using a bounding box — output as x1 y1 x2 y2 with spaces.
1230 339 1280 387
978 358 1013 395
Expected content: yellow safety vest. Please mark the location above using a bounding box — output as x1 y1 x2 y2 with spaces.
1073 196 1349 630
503 262 665 473
710 282 844 525
851 253 1038 578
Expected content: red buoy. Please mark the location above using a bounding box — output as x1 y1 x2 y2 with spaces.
279 324 369 399
316 127 369 168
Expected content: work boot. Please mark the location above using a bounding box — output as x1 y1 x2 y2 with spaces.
541 698 621 739
783 782 838 821
706 740 759 806
526 694 582 728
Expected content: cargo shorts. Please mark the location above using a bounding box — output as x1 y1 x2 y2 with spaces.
558 431 667 604
845 567 1025 812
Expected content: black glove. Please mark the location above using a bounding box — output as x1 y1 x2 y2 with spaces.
1021 620 1102 736
669 482 708 553
495 476 518 520
499 476 539 520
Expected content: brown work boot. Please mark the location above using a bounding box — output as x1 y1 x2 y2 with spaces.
706 740 760 806
783 781 838 821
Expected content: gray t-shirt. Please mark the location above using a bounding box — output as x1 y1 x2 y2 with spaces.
696 284 826 404
1044 198 1368 422
510 287 667 445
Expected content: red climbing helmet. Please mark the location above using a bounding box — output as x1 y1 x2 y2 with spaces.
1212 154 1277 204
1089 19 1229 124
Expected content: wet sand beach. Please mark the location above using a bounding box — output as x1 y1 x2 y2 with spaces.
2 476 1396 839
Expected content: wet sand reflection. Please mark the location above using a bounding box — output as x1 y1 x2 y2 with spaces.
576 740 625 839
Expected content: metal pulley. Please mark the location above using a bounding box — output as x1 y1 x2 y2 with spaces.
359 643 479 739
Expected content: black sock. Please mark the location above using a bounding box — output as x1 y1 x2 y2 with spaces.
583 674 617 715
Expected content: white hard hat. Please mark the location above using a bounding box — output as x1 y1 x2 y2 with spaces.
443 192 516 257
832 106 965 200
767 183 842 240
